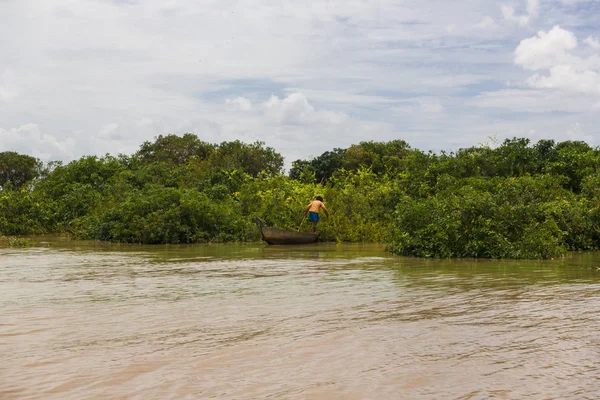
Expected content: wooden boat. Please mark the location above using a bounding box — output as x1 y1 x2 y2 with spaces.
255 217 319 245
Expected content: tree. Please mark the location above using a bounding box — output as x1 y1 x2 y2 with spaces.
136 133 215 165
289 148 346 183
0 152 42 190
343 140 411 174
210 140 284 177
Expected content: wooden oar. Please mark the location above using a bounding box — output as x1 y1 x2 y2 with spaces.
298 215 305 231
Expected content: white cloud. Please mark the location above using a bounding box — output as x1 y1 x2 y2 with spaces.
527 0 540 17
213 92 392 164
514 26 600 96
502 0 539 26
514 26 578 71
585 36 600 51
263 92 348 125
475 16 496 29
226 97 252 111
526 65 600 95
0 124 76 160
394 98 446 115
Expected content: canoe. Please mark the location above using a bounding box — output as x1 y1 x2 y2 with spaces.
255 217 319 245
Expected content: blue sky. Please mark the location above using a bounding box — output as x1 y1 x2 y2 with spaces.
0 0 598 167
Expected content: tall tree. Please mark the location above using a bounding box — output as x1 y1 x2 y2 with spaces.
210 140 284 177
0 151 42 189
136 133 215 165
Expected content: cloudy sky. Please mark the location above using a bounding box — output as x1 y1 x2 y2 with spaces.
1 0 599 166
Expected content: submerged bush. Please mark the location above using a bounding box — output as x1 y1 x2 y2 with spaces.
7 237 36 247
319 168 402 242
0 189 46 235
86 186 249 244
389 175 594 259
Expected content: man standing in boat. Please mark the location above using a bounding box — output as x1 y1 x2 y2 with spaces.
304 196 329 233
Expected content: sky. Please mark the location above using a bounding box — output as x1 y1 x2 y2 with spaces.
1 0 599 167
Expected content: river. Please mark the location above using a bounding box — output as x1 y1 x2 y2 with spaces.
1 239 600 399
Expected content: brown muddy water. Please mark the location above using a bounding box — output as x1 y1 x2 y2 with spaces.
1 238 600 399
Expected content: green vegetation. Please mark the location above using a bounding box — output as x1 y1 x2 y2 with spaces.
0 152 43 190
0 236 36 248
1 135 599 259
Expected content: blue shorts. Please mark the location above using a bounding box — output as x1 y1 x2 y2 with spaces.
308 211 319 222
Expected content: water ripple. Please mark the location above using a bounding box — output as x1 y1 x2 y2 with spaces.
1 244 600 399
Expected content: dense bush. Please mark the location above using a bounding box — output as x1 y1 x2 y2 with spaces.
86 186 249 244
0 189 44 235
389 175 596 259
319 168 401 242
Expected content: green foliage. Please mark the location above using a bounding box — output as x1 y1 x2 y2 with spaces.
289 141 412 182
0 151 42 189
1 135 599 259
319 168 401 242
36 155 126 197
128 161 194 189
88 186 248 244
0 189 44 235
236 174 316 231
32 155 127 231
137 133 215 165
389 175 595 259
210 140 284 177
289 148 347 183
545 141 598 192
8 237 36 247
288 159 315 183
343 140 411 174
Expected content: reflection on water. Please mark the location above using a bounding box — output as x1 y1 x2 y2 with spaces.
1 238 600 399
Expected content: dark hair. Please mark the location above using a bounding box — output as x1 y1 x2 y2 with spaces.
316 196 324 202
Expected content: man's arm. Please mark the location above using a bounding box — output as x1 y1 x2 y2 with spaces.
304 203 311 216
321 203 329 217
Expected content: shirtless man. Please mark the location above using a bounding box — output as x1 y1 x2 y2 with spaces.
303 196 329 233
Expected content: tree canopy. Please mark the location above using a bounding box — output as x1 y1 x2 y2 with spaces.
0 151 42 190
